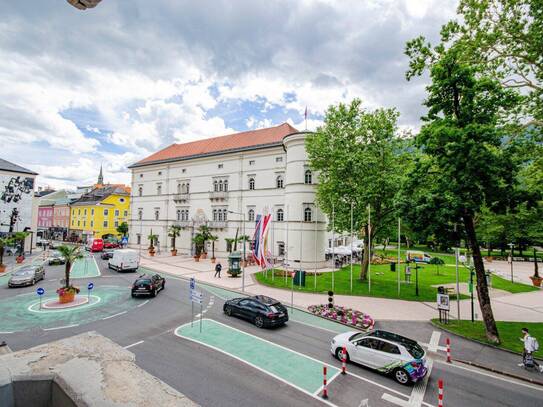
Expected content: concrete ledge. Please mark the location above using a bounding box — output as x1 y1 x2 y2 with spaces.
0 331 198 406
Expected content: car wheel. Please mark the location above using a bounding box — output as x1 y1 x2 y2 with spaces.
161 281 165 290
225 306 233 316
393 368 411 385
335 347 350 363
151 289 157 297
131 292 135 298
32 279 36 285
254 316 265 328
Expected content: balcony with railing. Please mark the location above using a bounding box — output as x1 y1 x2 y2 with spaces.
209 191 228 200
173 193 190 203
208 221 227 229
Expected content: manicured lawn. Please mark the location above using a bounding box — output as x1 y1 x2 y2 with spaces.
433 319 543 357
255 262 537 302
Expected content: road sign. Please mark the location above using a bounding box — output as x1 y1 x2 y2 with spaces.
121 237 128 245
190 289 203 304
189 277 195 290
437 293 450 311
87 282 94 290
36 287 44 296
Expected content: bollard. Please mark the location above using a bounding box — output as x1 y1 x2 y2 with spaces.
446 338 451 363
438 379 444 407
341 346 347 375
322 366 328 399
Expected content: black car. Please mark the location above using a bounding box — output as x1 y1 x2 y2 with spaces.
223 295 288 328
101 249 114 260
131 274 165 297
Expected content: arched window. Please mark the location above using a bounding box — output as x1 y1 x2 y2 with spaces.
224 180 228 191
177 184 182 194
155 209 160 220
176 209 181 221
217 210 222 221
249 178 255 190
276 176 284 189
157 184 162 195
248 209 255 222
186 183 190 193
138 209 143 220
223 209 228 221
219 180 223 191
276 208 284 222
181 183 186 194
304 207 312 222
304 170 312 184
138 186 143 197
214 180 218 192
213 209 217 221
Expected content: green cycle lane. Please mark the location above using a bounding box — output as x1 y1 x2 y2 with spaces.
69 253 101 279
175 319 340 395
0 286 137 333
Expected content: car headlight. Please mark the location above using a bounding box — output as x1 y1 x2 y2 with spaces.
331 339 335 344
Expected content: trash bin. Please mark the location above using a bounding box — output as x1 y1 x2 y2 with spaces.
485 271 491 286
390 262 396 272
294 270 306 286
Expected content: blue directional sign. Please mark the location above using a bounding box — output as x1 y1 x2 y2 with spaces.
87 282 94 290
121 237 128 245
189 277 195 290
36 287 44 296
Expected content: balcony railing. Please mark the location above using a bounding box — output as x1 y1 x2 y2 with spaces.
176 221 192 228
173 193 190 203
208 221 227 229
209 191 228 200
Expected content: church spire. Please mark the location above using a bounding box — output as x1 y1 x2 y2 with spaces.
97 164 104 185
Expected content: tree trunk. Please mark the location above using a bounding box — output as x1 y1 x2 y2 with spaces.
463 212 500 344
359 225 369 280
65 261 71 288
534 248 539 278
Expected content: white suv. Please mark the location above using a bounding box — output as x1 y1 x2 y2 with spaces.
331 330 428 385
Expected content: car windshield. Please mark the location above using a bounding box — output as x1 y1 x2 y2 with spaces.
137 279 151 284
349 332 367 342
14 269 33 276
405 343 425 359
269 305 280 313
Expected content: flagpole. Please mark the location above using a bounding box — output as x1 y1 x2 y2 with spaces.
299 205 303 290
368 204 371 294
350 202 353 293
272 212 275 282
397 217 401 297
285 204 289 286
332 202 335 291
314 205 317 291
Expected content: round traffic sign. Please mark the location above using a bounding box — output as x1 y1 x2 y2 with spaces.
36 287 45 296
189 278 195 290
87 282 94 290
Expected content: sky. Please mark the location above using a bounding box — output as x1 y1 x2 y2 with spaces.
0 0 458 190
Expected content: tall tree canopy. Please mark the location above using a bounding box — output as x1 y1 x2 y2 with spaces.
306 99 408 280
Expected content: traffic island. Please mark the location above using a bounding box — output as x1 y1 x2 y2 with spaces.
0 331 197 407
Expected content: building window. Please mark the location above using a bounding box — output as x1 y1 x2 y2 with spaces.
103 220 108 228
155 210 160 221
223 209 227 221
158 171 162 175
78 209 81 215
72 220 74 226
218 180 223 191
83 221 86 227
217 209 222 221
213 209 217 221
218 164 223 169
90 220 94 227
276 208 284 222
186 184 190 193
182 168 186 173
248 178 255 190
119 198 125 203
177 209 181 221
114 221 119 228
213 180 218 192
157 184 162 195
278 242 285 256
304 169 312 184
224 180 228 191
138 186 143 197
140 174 143 178
304 207 312 222
137 234 141 244
84 209 87 215
77 220 80 226
184 210 189 221
276 176 284 189
276 156 283 163
249 160 255 166
123 210 128 217
115 210 119 217
91 208 94 216
248 209 255 222
138 209 143 220
104 209 109 216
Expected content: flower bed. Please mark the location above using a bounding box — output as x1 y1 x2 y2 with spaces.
307 304 375 331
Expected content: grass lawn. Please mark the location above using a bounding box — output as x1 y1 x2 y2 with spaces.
255 262 538 302
432 319 543 357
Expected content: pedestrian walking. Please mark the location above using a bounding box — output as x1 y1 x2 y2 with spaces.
214 262 222 278
518 328 542 372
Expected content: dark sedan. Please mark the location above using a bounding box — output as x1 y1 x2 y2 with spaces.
8 264 45 287
131 273 165 297
101 249 114 260
223 295 288 328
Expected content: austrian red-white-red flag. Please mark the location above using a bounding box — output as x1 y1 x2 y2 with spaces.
252 212 272 269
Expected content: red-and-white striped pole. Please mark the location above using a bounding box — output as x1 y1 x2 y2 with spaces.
446 338 451 363
322 366 328 399
341 346 347 375
438 378 444 407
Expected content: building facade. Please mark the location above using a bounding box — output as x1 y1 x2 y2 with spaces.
37 205 54 237
0 158 38 251
128 123 327 269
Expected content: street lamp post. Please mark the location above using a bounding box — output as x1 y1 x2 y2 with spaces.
508 242 514 283
228 210 246 292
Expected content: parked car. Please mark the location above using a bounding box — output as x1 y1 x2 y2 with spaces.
131 274 165 297
104 240 119 249
330 330 427 385
101 249 115 260
406 251 432 264
223 295 288 328
48 251 66 265
8 264 46 288
108 249 138 272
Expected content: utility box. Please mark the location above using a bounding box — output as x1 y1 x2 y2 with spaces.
390 262 396 272
227 251 242 276
294 270 306 286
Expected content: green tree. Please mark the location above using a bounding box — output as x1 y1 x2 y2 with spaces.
56 244 83 289
116 222 129 238
168 225 181 251
0 236 14 269
147 231 158 250
306 99 408 280
209 235 219 259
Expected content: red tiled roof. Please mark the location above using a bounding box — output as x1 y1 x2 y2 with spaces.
132 123 298 167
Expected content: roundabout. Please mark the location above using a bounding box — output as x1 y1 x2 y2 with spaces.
27 294 100 312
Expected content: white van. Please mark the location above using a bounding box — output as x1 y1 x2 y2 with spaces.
108 249 139 272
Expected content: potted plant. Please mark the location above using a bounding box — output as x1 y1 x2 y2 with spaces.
192 234 205 262
198 225 213 259
209 235 218 263
530 248 542 287
168 225 181 256
56 244 83 303
0 236 14 273
147 231 158 256
13 232 29 263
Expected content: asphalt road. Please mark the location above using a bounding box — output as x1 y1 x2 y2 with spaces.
1 251 542 407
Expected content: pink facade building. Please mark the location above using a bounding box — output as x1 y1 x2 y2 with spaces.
37 205 54 237
53 204 70 229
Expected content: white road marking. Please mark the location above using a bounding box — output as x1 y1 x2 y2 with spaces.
123 340 144 349
102 311 127 320
313 369 342 396
382 358 434 407
137 300 149 307
288 318 337 334
43 324 79 331
420 343 447 352
194 313 201 318
428 331 441 353
48 278 56 282
381 393 410 407
0 331 14 334
435 360 543 392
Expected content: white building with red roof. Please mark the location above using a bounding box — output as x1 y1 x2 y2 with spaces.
128 123 327 268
